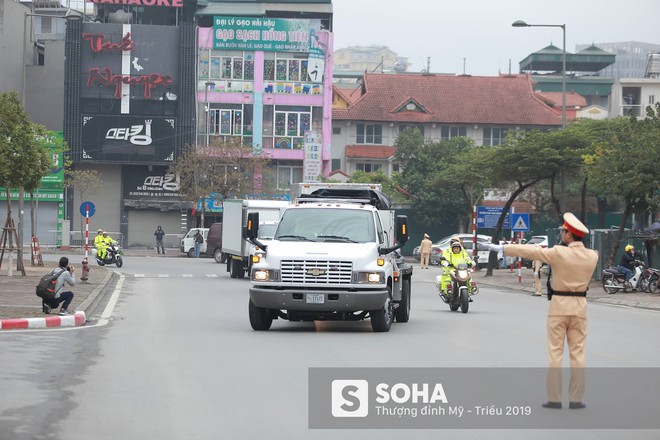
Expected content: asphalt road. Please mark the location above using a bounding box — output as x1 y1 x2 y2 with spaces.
1 257 659 439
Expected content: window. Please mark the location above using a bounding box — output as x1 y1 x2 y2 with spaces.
331 159 341 170
198 49 254 92
206 104 254 145
483 127 507 146
356 163 381 173
649 95 655 105
262 105 322 149
276 164 303 190
392 163 400 173
333 127 341 135
41 17 52 34
356 124 382 144
441 125 467 140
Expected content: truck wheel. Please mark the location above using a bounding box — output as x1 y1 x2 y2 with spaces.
187 248 195 258
213 249 224 263
237 260 246 279
370 288 393 332
230 258 240 278
394 279 411 323
249 299 273 330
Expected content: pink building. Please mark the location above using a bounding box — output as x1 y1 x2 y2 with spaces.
196 20 333 193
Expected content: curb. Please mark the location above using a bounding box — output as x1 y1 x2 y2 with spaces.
0 311 86 330
0 270 116 331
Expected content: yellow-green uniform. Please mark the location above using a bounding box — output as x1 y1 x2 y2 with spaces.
504 242 598 403
94 233 107 260
439 247 474 294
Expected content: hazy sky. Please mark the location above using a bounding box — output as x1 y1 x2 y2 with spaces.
331 0 660 76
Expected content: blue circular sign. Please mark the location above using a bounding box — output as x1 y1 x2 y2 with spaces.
80 201 96 217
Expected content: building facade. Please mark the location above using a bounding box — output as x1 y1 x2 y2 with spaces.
331 73 562 176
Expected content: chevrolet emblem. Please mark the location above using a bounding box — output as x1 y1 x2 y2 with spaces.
307 268 326 277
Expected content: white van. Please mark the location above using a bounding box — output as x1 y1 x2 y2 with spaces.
180 228 209 257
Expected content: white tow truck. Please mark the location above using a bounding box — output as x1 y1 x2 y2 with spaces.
245 183 413 332
221 199 289 278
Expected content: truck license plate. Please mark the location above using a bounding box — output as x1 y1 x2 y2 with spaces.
306 294 325 304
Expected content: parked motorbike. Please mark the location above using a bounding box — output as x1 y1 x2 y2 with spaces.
601 260 645 294
640 266 659 294
92 241 124 267
435 262 479 313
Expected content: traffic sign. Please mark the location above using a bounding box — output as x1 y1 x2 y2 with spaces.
476 206 510 229
511 213 530 231
80 201 96 217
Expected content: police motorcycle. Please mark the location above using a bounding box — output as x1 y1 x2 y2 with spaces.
92 241 124 268
435 256 479 313
601 260 645 294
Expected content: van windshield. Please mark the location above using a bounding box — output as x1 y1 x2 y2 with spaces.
275 208 375 243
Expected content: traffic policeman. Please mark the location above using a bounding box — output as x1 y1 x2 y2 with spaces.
481 213 599 409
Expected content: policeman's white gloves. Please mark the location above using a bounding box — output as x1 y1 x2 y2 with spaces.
442 260 449 267
478 243 504 253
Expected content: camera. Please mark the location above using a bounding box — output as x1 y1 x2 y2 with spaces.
67 266 73 272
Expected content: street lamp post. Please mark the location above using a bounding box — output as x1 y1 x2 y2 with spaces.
513 19 567 211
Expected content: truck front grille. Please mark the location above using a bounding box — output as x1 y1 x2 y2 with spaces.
280 260 353 284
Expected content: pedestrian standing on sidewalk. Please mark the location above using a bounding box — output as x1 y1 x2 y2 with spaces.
532 259 544 296
194 229 204 258
43 257 75 316
154 225 166 255
419 233 432 269
480 213 599 410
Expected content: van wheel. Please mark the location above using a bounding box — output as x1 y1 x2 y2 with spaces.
249 299 273 330
187 248 195 258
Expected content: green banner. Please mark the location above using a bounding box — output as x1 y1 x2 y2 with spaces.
213 16 312 52
39 131 65 189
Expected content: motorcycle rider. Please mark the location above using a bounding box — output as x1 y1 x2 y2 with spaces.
102 231 115 262
618 244 639 287
439 239 476 300
94 229 107 262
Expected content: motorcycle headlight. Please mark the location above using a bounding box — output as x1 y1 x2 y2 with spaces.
354 272 385 284
458 270 469 278
252 269 279 282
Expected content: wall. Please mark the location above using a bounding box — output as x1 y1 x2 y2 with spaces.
0 0 30 95
70 164 122 244
127 209 182 248
25 40 65 130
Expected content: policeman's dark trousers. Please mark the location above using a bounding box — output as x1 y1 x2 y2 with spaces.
547 315 586 403
44 291 74 311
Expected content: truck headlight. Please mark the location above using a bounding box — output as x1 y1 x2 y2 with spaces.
252 269 279 282
354 272 384 284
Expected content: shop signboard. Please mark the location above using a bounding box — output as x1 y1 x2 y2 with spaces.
213 16 320 52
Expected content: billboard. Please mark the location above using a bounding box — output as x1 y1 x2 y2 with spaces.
123 166 181 200
213 16 321 52
82 116 176 163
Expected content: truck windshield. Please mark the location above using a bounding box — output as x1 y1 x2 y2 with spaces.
275 208 376 243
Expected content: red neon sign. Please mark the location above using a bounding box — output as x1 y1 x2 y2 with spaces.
83 32 134 53
87 67 173 99
86 0 183 7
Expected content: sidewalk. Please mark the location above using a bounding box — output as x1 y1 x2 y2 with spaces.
409 258 660 311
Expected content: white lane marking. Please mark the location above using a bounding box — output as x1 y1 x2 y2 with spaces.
206 274 218 278
182 274 194 277
157 274 170 278
99 274 125 324
135 274 145 277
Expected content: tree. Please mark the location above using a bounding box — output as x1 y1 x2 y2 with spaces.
169 137 270 224
584 106 660 265
394 128 477 227
65 169 103 247
0 91 53 274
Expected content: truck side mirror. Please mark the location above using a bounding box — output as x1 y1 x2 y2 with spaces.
245 212 259 240
395 215 409 244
